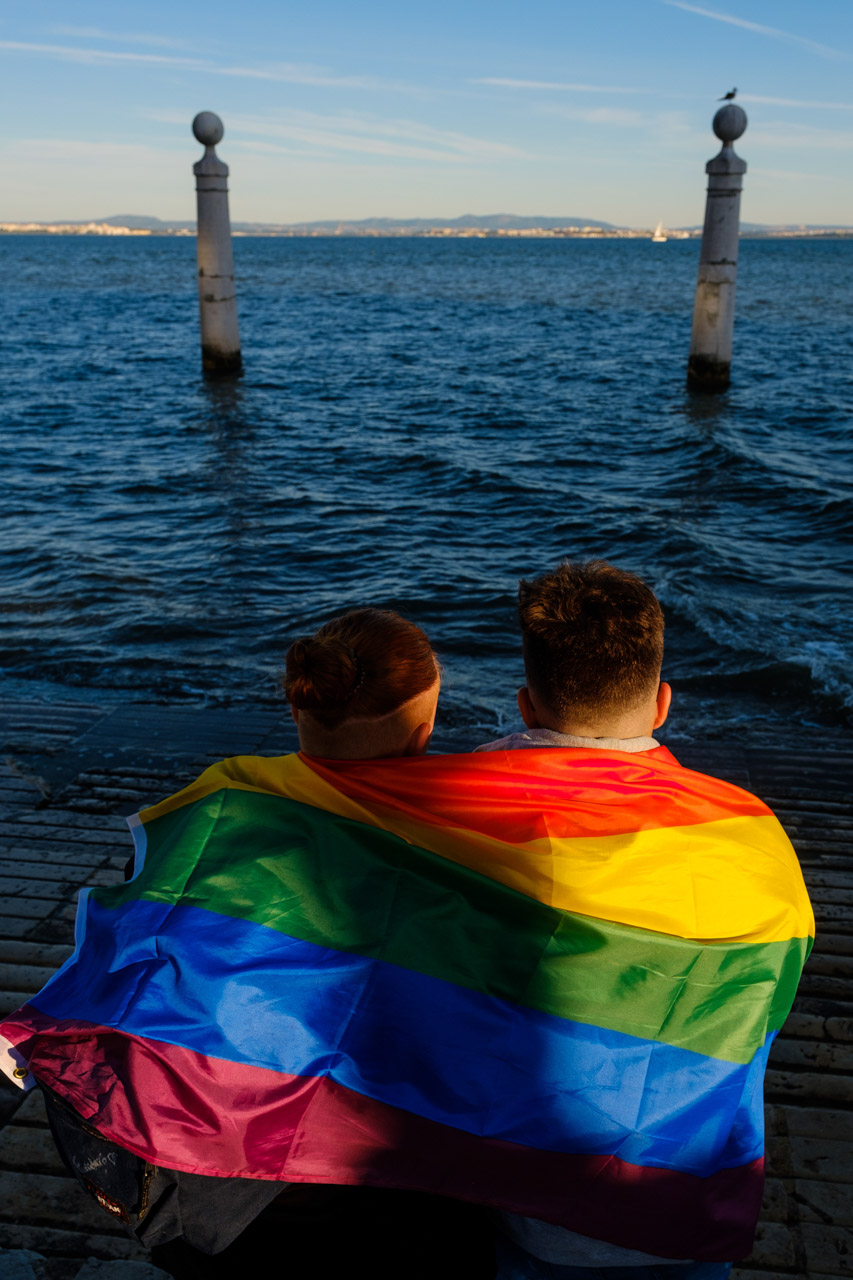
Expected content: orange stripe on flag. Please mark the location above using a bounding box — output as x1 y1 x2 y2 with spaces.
139 752 813 945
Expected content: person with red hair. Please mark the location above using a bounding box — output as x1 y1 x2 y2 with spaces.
285 606 442 762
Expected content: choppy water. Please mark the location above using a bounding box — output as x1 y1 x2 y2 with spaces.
1 234 851 749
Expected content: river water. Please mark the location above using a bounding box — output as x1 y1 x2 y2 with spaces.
1 235 851 750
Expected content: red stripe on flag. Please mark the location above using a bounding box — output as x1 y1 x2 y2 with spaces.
301 748 769 842
14 1013 761 1261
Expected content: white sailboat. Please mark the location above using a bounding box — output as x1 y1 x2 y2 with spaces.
651 221 667 243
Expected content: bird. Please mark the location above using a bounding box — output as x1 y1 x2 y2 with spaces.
718 88 737 100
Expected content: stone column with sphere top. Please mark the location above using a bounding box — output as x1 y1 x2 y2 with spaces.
687 103 748 393
192 111 242 375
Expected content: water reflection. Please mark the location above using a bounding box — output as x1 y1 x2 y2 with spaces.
681 388 731 430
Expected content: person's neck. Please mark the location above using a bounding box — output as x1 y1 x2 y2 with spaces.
519 680 669 741
539 714 655 739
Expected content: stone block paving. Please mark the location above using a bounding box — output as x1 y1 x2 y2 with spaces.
0 699 851 1276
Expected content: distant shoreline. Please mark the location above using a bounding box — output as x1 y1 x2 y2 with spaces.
2 223 853 240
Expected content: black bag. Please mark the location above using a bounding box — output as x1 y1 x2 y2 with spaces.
41 1082 282 1253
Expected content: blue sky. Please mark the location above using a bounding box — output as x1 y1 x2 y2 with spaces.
1 1 851 225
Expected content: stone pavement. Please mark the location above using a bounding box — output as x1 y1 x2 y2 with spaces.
0 695 851 1277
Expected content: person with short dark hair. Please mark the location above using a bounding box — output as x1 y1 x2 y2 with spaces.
516 558 668 735
476 560 808 1280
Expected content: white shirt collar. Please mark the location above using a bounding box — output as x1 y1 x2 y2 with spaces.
475 726 659 753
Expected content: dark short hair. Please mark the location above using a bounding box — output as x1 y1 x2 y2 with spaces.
518 560 664 721
284 608 437 730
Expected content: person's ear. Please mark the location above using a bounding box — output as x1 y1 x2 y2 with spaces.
653 682 672 730
404 722 433 757
517 687 540 730
290 706 300 725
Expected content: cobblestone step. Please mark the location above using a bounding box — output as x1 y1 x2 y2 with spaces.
0 1225 149 1262
0 1125 68 1174
0 943 74 968
0 1171 130 1234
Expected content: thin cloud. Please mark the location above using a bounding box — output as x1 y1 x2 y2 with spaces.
49 26 193 49
3 138 184 162
150 107 525 163
236 133 470 163
740 94 853 111
542 106 692 135
216 64 405 90
473 78 648 94
0 40 416 90
746 121 853 150
234 140 319 159
573 107 647 126
750 167 838 181
661 2 847 60
542 106 648 126
0 41 205 69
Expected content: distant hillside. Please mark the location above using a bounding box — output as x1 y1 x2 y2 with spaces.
740 221 853 232
100 215 194 230
4 214 850 238
96 213 614 233
279 214 615 232
97 214 853 235
688 221 853 234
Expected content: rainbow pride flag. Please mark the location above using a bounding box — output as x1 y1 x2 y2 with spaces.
0 746 812 1260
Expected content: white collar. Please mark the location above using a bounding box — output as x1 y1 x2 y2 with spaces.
475 726 659 753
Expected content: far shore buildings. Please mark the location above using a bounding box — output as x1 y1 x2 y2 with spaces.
0 220 848 239
0 221 164 236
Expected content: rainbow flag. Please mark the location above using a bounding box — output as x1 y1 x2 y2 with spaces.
0 746 812 1261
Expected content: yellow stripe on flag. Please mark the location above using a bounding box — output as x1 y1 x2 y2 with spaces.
139 754 813 945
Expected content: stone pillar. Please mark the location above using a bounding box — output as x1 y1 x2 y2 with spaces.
192 111 241 375
687 104 748 393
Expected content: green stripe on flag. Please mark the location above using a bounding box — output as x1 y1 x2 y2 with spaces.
96 787 808 1064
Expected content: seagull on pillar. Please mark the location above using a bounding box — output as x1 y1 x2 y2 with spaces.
718 88 737 100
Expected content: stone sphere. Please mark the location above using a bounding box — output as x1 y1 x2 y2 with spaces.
713 103 747 144
192 112 224 147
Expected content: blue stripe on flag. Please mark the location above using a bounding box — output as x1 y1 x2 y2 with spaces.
31 896 769 1175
